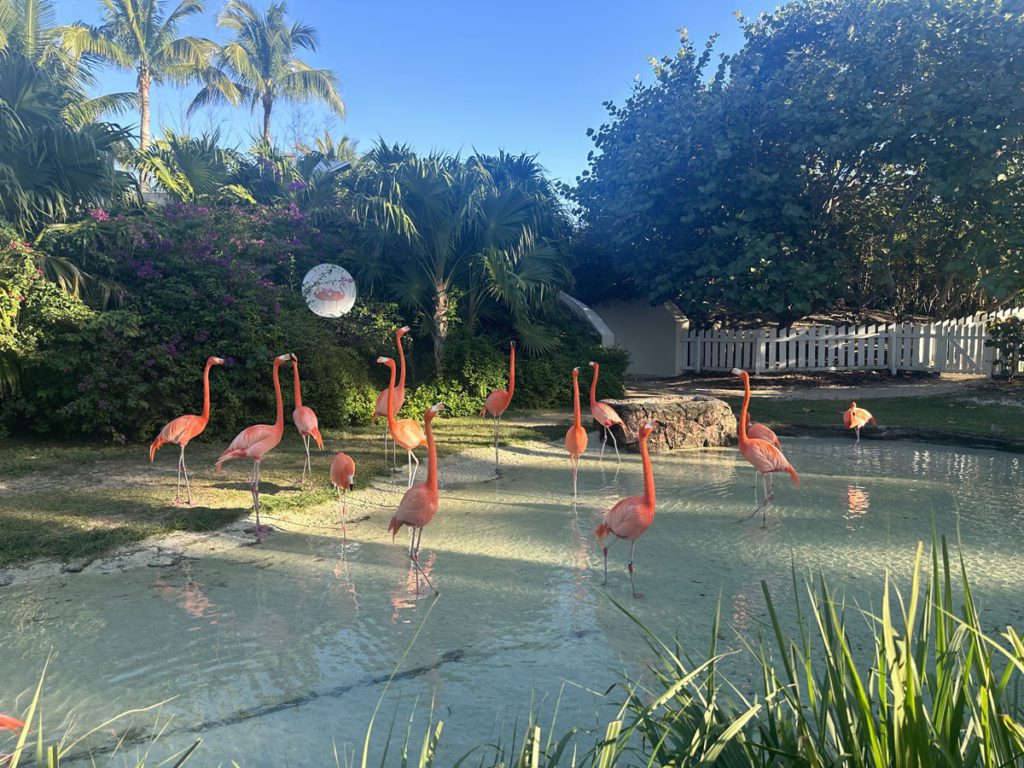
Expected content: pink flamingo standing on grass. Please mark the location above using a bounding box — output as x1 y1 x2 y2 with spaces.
373 326 411 466
215 353 293 534
149 356 225 505
565 367 589 500
330 452 356 533
596 419 659 598
732 368 799 526
291 355 323 482
588 360 628 462
843 402 878 446
481 341 515 469
388 403 446 595
378 356 427 488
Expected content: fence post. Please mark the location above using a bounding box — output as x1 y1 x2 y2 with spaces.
694 329 702 373
754 330 766 375
888 323 898 375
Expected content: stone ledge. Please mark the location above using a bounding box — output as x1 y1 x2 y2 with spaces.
598 395 736 452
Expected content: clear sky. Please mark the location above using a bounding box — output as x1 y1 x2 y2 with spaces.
57 0 767 184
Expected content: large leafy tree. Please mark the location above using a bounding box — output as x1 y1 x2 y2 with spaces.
58 0 214 151
349 144 570 371
189 0 344 146
572 0 1024 325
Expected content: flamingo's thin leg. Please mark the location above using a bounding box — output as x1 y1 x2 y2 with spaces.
493 415 500 468
600 428 607 461
174 447 183 503
610 428 620 463
628 540 642 598
601 545 609 586
180 445 193 505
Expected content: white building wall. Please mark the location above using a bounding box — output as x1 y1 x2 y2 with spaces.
591 300 683 377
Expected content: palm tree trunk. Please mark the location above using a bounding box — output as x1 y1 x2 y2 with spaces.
262 94 273 145
433 281 449 372
138 68 151 151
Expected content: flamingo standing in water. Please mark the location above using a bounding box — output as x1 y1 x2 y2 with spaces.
588 360 628 462
481 341 515 469
330 452 356 533
149 356 225 505
843 402 878 446
215 353 293 534
373 326 411 466
378 356 427 487
291 355 323 482
732 368 799 526
565 367 589 500
596 419 659 598
388 403 446 595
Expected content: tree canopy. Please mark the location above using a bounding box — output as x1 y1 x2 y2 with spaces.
571 0 1024 325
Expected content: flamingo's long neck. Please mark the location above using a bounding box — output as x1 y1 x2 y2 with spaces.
507 345 515 398
572 371 582 428
272 360 285 434
385 361 398 430
397 333 407 393
425 413 438 497
640 431 655 510
200 360 213 423
589 363 598 406
292 360 303 409
738 373 751 446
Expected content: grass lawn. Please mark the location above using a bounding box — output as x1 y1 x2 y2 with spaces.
0 417 557 568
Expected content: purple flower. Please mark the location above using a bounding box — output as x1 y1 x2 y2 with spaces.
287 180 308 192
88 208 110 222
145 358 157 367
273 302 281 314
224 356 235 366
98 400 109 409
222 294 236 306
196 330 209 342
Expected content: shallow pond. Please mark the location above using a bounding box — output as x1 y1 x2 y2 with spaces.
2 437 1023 764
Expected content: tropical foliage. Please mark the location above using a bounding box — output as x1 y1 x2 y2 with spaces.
189 0 344 144
571 0 1024 325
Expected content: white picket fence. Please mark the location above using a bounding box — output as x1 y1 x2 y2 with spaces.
679 308 1024 376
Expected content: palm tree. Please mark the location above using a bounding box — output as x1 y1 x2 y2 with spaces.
349 144 570 371
189 0 344 146
58 0 214 151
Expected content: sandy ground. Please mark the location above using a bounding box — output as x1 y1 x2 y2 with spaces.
626 372 993 401
0 433 553 588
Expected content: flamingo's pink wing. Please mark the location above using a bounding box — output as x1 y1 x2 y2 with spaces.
484 390 510 417
293 405 320 434
843 409 854 428
392 418 426 450
158 414 206 445
603 495 652 541
395 483 437 528
591 401 624 428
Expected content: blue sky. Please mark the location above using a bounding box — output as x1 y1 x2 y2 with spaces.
58 0 767 183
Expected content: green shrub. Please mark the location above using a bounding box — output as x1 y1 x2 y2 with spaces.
986 317 1024 377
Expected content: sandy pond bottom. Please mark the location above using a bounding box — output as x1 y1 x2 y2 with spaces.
2 437 1023 765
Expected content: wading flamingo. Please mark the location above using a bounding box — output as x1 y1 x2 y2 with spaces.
373 326 411 466
330 452 356 533
291 355 323 482
588 360 628 462
378 356 427 488
0 715 24 732
481 341 515 469
149 356 225 505
843 402 878 446
388 403 446 595
215 353 293 534
596 419 659 598
565 367 589 500
732 368 799 526
745 412 780 448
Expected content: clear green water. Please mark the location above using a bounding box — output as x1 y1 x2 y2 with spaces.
2 438 1023 764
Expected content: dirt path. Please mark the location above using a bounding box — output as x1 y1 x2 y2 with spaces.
626 372 991 400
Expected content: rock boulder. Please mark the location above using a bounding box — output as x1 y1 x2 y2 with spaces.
597 396 736 453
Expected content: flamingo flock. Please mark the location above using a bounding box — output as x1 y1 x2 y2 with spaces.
147 326 878 599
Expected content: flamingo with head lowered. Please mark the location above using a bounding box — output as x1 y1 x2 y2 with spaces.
388 403 446 595
588 360 628 462
373 327 411 466
150 356 225 505
378 356 427 488
565 366 589 500
330 452 356 534
731 368 799 526
481 341 515 469
215 354 293 534
291 355 323 483
597 419 659 598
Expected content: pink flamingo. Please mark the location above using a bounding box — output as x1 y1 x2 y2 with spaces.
388 403 446 595
731 368 799 526
373 326 411 466
377 356 427 487
596 419 659 598
481 341 515 468
565 367 589 500
843 401 878 446
0 715 24 732
330 452 356 532
745 412 780 447
587 360 628 462
291 355 323 482
215 353 293 533
149 356 225 504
